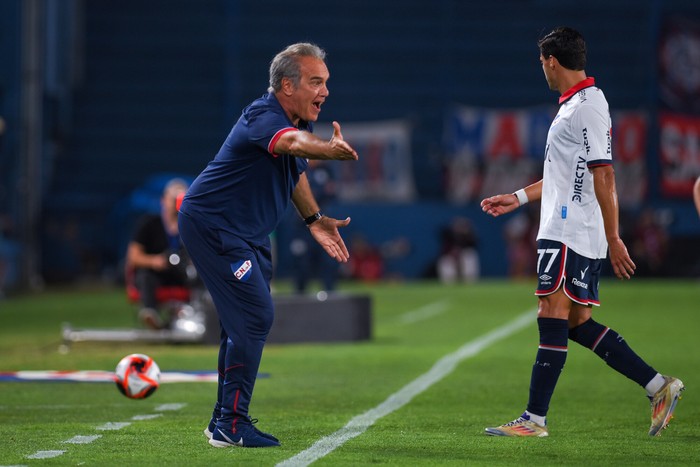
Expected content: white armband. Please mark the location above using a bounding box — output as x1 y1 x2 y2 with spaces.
514 188 528 206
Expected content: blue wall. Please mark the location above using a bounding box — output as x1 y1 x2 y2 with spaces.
0 1 22 220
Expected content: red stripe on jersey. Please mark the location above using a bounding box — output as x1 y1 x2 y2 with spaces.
267 127 299 156
559 77 596 104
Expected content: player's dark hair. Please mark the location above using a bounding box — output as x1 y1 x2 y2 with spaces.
538 27 586 71
268 43 326 93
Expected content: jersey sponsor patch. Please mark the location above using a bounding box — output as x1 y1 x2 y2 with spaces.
231 259 253 282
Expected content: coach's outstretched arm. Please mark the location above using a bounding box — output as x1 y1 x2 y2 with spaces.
274 121 358 161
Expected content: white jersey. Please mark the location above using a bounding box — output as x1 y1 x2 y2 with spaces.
537 77 612 259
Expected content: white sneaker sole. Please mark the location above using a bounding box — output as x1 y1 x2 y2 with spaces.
208 436 243 448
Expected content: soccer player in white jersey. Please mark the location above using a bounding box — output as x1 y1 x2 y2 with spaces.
480 26 684 437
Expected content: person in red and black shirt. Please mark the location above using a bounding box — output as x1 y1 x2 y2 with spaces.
126 178 188 329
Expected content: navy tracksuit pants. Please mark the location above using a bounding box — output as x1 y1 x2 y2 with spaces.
178 211 274 426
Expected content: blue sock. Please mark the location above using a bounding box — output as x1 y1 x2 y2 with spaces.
568 318 657 387
527 318 569 417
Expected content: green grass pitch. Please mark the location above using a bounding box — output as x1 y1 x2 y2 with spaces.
1 279 698 465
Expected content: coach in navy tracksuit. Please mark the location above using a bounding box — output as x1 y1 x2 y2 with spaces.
178 43 358 448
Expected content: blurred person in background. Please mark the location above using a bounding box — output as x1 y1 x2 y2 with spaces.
347 234 384 282
289 159 339 294
631 209 669 277
436 216 480 283
694 176 700 218
503 207 538 279
126 178 189 329
480 26 683 438
178 43 358 448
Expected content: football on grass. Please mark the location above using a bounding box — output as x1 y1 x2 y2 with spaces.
114 353 161 399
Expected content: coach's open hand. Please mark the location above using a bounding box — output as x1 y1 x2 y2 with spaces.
329 121 359 161
308 215 352 262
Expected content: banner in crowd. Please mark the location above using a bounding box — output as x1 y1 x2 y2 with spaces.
612 111 649 206
443 105 649 207
314 120 415 202
659 112 700 197
658 17 700 114
658 17 700 198
443 106 552 203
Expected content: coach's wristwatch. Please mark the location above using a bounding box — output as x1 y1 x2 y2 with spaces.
304 211 323 225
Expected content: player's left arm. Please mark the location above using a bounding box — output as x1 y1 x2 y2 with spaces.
291 172 351 263
591 165 636 279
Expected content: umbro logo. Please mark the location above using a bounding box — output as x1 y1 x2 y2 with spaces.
539 274 552 281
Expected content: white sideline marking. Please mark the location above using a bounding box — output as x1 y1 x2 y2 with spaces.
96 422 131 431
21 403 187 462
398 300 450 325
155 403 187 411
131 413 162 421
277 309 535 467
26 450 66 459
63 435 102 444
3 370 217 383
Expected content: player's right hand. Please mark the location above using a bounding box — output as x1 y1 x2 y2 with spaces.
480 194 520 217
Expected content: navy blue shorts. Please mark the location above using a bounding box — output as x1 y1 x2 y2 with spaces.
535 239 601 306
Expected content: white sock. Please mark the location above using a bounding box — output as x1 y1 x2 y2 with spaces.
525 411 546 427
645 373 666 397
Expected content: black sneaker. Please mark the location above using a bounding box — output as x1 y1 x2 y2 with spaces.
209 421 280 448
204 416 278 443
249 417 279 443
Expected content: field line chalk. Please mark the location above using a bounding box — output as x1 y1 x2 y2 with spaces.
398 300 450 325
277 308 535 467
